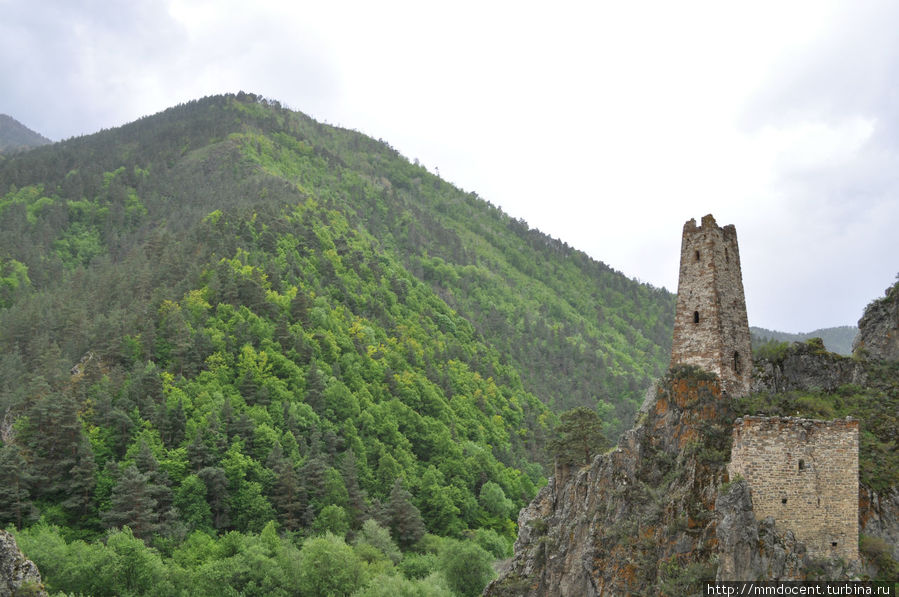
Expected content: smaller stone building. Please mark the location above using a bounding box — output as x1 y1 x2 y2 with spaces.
728 416 859 562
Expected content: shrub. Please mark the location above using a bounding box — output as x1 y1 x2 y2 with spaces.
438 540 495 597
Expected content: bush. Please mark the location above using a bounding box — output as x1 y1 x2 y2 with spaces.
438 540 495 597
860 535 899 581
312 504 350 537
753 339 790 363
399 552 438 580
355 518 401 564
298 533 369 597
351 572 454 597
471 528 512 559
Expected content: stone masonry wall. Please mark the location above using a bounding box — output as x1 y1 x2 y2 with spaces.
670 214 752 396
728 416 859 562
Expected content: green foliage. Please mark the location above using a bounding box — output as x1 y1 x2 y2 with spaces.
471 527 512 558
0 93 681 595
312 504 350 537
859 535 899 582
0 257 30 307
298 533 369 597
355 518 402 564
665 363 718 382
398 551 439 580
658 556 717 596
753 339 791 363
351 572 455 597
546 406 609 466
437 539 496 597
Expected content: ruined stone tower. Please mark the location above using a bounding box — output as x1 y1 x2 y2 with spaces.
670 214 752 396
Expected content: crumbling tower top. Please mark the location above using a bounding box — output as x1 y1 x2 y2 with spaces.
670 214 752 396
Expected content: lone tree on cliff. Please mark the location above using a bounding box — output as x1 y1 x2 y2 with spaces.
547 407 608 466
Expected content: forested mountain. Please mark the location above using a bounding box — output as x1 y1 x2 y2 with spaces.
751 325 858 356
0 114 51 154
0 93 675 595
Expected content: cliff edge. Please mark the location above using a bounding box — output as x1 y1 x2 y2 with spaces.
853 280 899 361
486 368 733 596
0 530 46 597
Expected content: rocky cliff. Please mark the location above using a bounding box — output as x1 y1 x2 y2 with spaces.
0 530 46 597
751 338 866 394
487 359 883 595
853 280 899 361
485 368 732 596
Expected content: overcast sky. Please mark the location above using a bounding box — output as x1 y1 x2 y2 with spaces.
2 0 897 332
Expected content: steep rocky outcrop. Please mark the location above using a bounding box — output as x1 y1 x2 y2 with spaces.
859 487 899 561
853 281 899 361
751 338 866 394
715 480 857 581
715 480 805 580
487 363 874 595
486 369 732 596
0 530 47 597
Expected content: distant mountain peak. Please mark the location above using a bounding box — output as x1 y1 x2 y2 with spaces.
0 114 52 153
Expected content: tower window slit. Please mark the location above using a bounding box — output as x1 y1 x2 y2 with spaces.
693 311 699 324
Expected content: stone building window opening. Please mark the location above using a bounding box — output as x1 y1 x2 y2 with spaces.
694 250 700 262
733 351 741 374
725 248 729 262
781 498 787 504
798 459 805 471
693 311 699 324
831 541 838 547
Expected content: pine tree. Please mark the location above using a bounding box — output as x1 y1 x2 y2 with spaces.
0 443 35 528
102 465 159 540
197 466 230 530
267 444 306 532
385 478 425 550
340 450 368 529
546 406 608 466
62 434 97 520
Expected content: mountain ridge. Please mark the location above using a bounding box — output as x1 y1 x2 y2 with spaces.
0 93 680 595
0 114 51 154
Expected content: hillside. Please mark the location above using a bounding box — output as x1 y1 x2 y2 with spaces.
0 114 51 154
751 325 857 356
0 93 676 595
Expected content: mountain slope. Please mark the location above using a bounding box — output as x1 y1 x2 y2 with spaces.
0 93 675 432
0 114 51 154
0 93 681 594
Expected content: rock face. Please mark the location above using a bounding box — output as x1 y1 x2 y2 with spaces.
0 530 47 597
715 480 807 581
487 365 870 596
485 370 732 596
751 339 866 394
853 281 899 361
859 487 899 561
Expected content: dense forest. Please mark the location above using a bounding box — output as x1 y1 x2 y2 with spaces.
0 93 676 595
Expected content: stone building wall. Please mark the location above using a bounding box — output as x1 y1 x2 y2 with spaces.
670 214 752 396
728 416 859 562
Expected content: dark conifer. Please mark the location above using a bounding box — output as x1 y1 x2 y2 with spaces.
0 443 36 528
385 478 425 550
101 465 159 540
